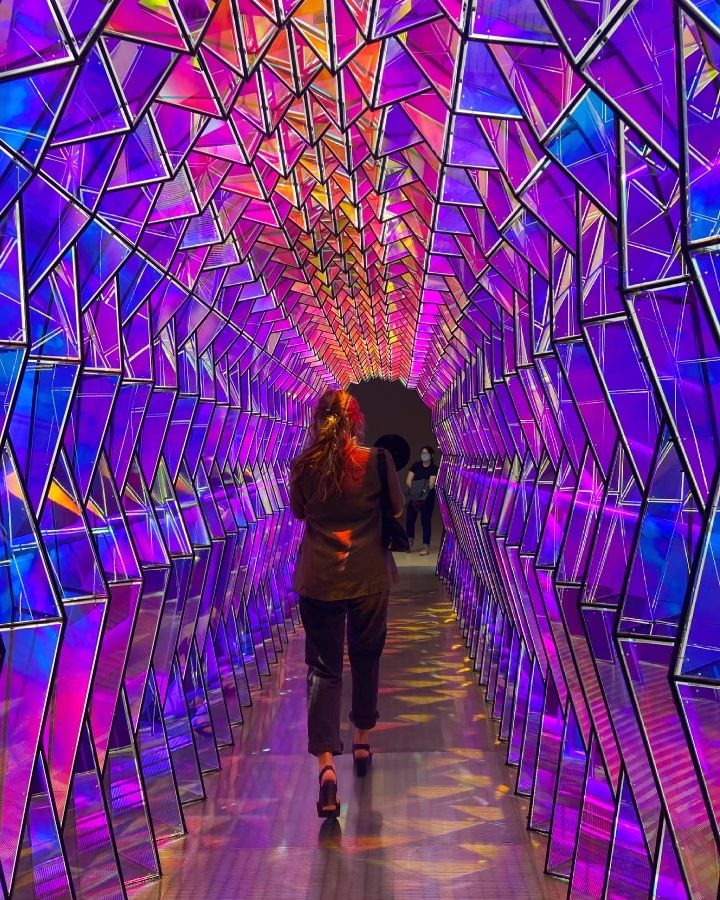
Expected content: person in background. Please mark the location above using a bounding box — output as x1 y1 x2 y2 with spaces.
290 390 404 819
405 446 438 555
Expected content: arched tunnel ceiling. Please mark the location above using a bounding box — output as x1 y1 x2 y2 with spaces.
2 0 686 399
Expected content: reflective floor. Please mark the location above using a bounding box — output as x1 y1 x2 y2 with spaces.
132 563 565 899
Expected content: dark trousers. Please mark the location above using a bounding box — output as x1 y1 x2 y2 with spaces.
406 492 435 545
299 592 389 756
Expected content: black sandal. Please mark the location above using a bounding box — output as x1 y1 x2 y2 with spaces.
317 765 341 818
352 744 373 777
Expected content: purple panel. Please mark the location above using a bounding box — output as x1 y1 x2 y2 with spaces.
82 285 122 372
20 178 88 290
529 673 563 833
621 430 701 639
582 445 644 606
203 627 233 745
517 660 544 796
225 604 256 702
137 670 185 843
0 622 62 889
0 348 25 448
212 614 243 726
499 628 520 742
183 641 219 773
685 23 720 242
631 282 720 504
582 607 660 844
580 198 621 319
176 549 210 673
75 222 129 309
152 557 193 705
103 693 160 885
586 320 660 492
164 396 198 481
653 819 687 898
52 48 127 144
124 567 169 730
27 253 79 360
175 464 210 552
676 682 720 834
0 443 62 624
163 658 204 804
585 0 678 158
122 457 170 568
621 638 719 896
122 302 153 381
104 381 152 492
570 737 615 899
606 775 653 899
547 703 586 877
0 69 71 166
681 488 720 680
63 371 119 501
623 127 683 286
9 359 79 513
537 572 590 742
558 587 621 784
152 458 192 557
138 388 176 487
86 454 141 582
43 599 106 820
193 539 223 654
42 450 105 603
62 725 124 898
13 754 72 898
508 645 531 766
90 581 142 769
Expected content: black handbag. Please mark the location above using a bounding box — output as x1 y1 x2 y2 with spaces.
377 449 411 552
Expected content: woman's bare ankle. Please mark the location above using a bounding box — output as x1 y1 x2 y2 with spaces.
353 729 370 755
318 751 335 782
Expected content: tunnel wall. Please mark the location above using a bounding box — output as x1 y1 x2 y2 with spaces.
433 271 720 893
422 6 720 897
0 346 315 895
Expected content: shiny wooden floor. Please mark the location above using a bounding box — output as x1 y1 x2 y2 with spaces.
132 562 566 900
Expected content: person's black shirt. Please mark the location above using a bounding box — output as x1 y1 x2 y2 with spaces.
409 461 439 502
410 461 438 481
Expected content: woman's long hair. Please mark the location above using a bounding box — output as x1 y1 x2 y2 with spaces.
290 390 365 502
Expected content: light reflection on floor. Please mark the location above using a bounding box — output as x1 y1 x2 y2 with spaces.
393 548 440 569
132 567 566 899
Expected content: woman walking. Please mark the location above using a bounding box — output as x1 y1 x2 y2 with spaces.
290 390 404 818
405 446 438 555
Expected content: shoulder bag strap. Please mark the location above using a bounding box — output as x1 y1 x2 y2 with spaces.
376 448 391 513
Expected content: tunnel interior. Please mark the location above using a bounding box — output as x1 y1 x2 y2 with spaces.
1 0 719 896
348 378 443 542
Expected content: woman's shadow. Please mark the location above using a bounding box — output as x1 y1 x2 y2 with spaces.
306 774 394 899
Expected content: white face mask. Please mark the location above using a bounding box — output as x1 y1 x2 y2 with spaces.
421 452 431 463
